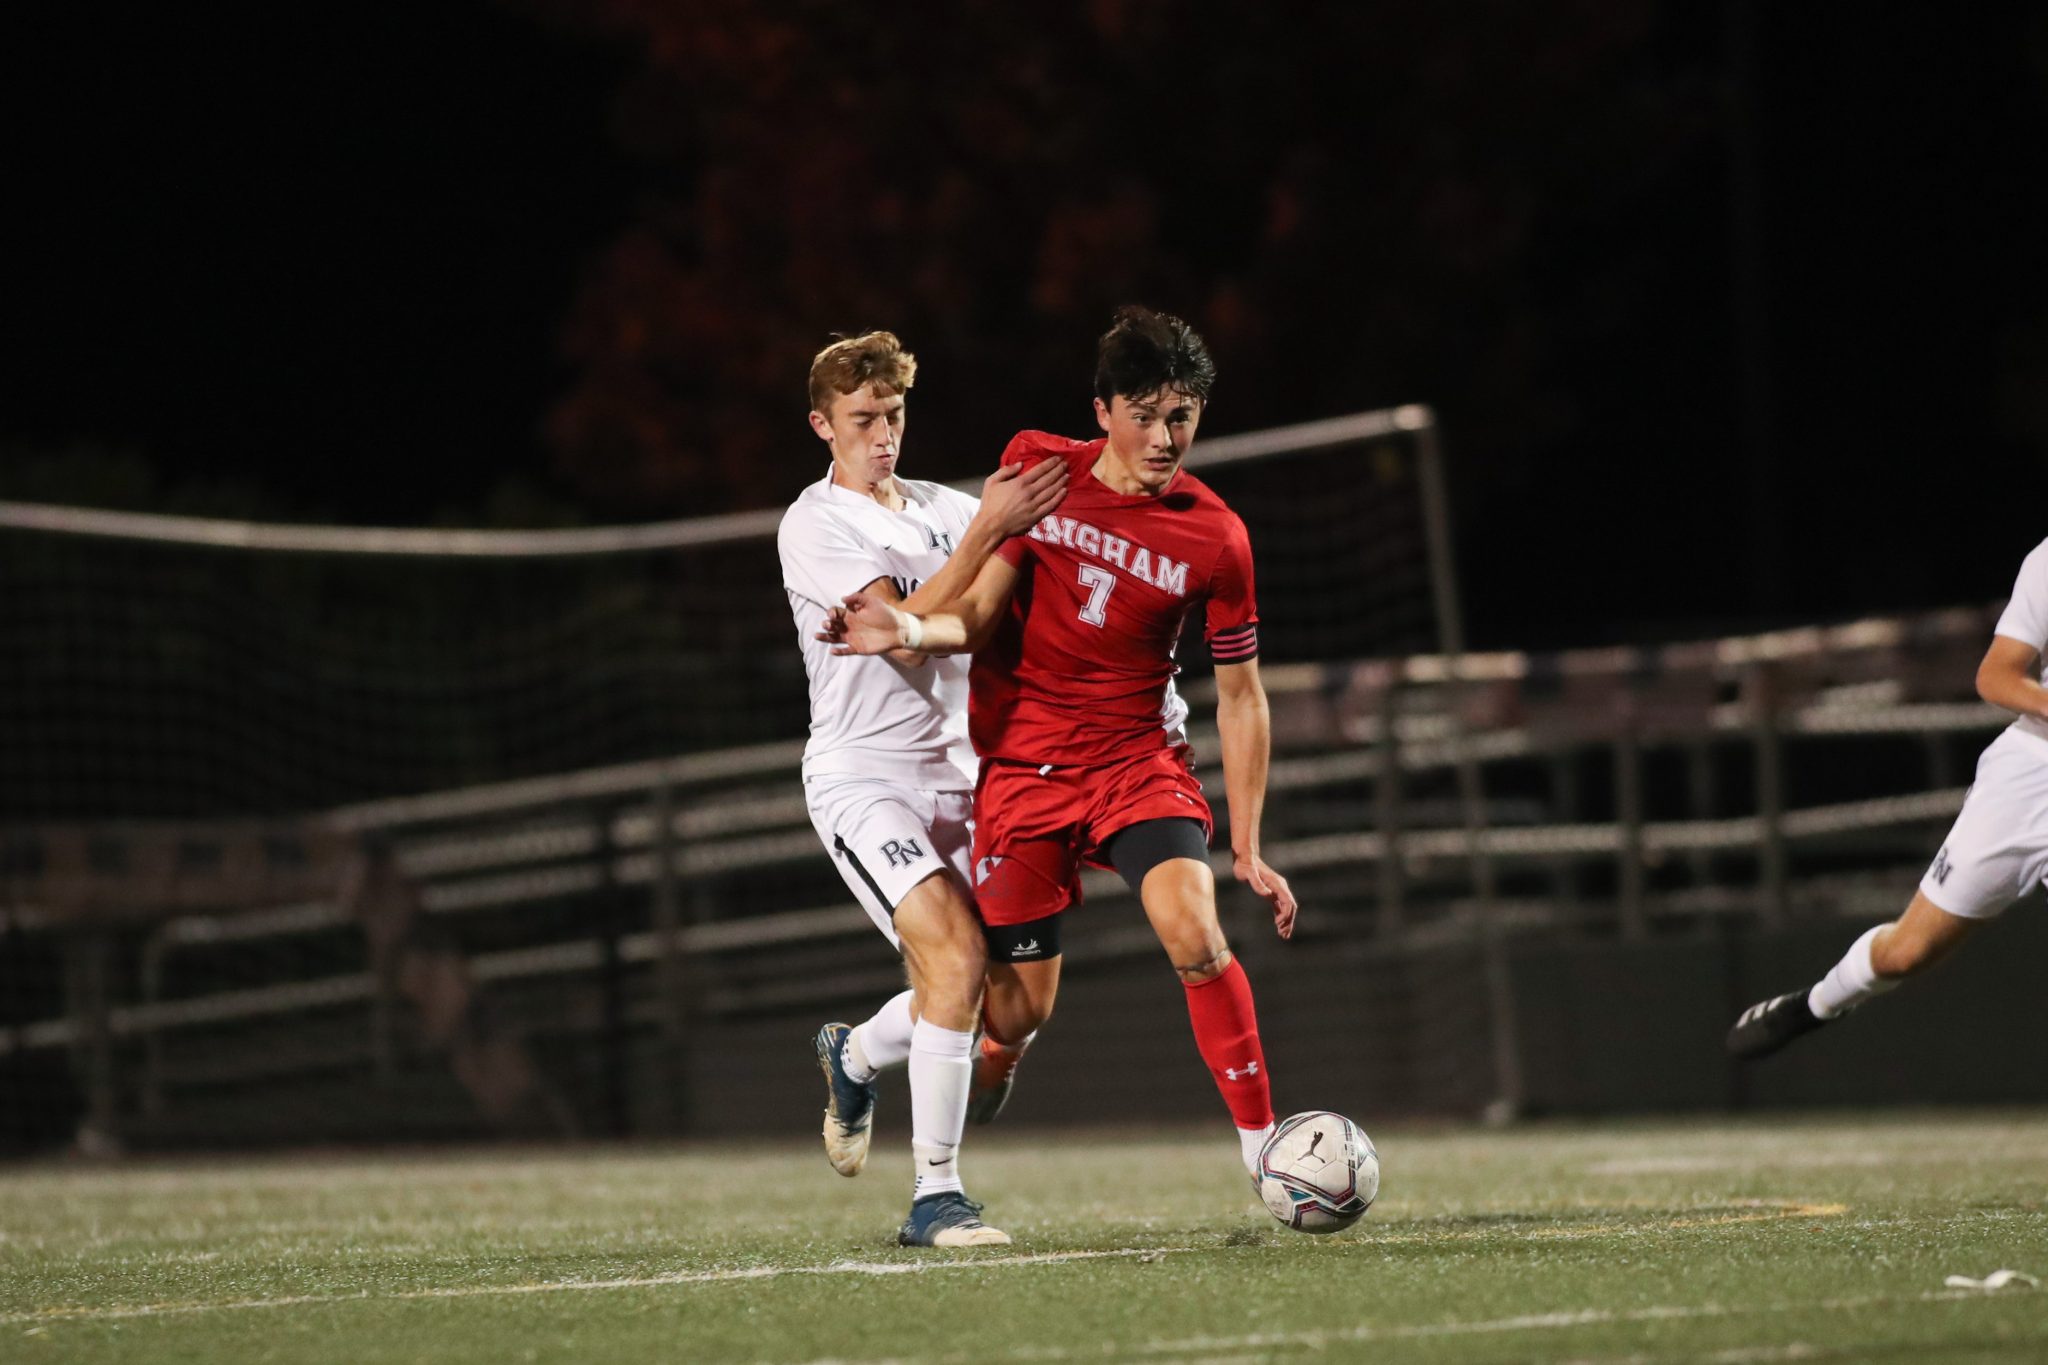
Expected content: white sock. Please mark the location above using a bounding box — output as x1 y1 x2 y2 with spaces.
1808 926 1900 1019
1238 1122 1275 1176
845 990 916 1083
908 1018 974 1199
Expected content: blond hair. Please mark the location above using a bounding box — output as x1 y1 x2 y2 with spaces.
807 331 917 414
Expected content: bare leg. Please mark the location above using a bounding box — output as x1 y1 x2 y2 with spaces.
892 871 987 1033
1135 857 1231 981
967 955 1060 1126
983 956 1061 1042
1812 889 1982 1020
1732 888 1988 1060
1869 890 1982 978
1137 857 1275 1170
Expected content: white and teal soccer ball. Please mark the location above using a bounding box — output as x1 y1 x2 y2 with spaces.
1256 1111 1379 1233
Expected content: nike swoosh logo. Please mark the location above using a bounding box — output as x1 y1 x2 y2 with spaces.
927 1157 949 1166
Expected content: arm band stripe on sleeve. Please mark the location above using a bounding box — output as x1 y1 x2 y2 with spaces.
1210 626 1259 661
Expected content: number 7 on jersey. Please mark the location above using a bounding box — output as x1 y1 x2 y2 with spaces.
1076 564 1116 627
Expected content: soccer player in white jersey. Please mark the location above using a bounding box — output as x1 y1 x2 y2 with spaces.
1729 536 2048 1058
779 331 1066 1247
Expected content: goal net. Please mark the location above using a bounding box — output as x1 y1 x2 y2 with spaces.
0 407 1453 1150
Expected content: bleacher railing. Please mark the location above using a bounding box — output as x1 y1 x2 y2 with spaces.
1 601 2006 1143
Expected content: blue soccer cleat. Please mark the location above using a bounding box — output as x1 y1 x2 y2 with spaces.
814 1022 876 1176
897 1191 1011 1247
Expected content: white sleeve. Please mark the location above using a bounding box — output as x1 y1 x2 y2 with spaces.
1993 539 2048 651
779 505 890 608
942 487 981 541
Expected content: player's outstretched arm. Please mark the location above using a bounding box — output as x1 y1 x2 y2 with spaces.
1976 635 2048 719
1214 658 1297 938
826 556 1021 658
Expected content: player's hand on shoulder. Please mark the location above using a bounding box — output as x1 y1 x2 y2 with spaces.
1233 850 1298 939
829 591 912 656
977 457 1067 538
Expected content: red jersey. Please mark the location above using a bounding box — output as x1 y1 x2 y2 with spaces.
968 431 1260 766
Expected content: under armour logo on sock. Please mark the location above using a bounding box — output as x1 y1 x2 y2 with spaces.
1223 1061 1260 1081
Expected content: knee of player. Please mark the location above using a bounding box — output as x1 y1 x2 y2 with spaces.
1172 946 1234 983
942 916 991 973
985 994 1052 1042
1020 980 1062 1031
939 943 992 999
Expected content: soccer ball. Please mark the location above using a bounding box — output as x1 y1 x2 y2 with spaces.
1255 1111 1378 1233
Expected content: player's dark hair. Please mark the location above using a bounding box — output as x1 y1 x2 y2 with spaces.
1093 305 1216 406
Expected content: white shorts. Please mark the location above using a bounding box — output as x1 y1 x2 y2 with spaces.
1919 726 2048 919
805 775 974 948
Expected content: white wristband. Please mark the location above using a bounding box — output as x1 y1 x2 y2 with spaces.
901 612 925 650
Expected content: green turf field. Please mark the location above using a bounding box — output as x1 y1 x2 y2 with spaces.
4 1112 2045 1364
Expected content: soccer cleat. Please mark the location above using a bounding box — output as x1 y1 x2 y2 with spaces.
814 1022 876 1176
966 1034 1023 1125
897 1191 1012 1247
1726 991 1828 1060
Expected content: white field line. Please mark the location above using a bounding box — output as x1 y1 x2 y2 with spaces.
794 1287 2038 1365
1586 1153 1890 1175
1551 1346 1825 1365
1 1246 1185 1327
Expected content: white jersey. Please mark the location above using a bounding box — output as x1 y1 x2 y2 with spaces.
779 470 980 789
1994 537 2048 756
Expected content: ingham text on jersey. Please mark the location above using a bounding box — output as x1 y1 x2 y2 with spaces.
1026 515 1191 597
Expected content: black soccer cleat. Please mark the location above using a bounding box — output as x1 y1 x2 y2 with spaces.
1726 990 1828 1060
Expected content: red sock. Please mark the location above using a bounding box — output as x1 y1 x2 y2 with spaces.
1183 957 1273 1130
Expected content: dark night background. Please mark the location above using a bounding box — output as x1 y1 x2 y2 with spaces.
6 0 2047 650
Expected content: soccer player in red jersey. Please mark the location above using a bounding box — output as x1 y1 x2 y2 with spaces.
829 306 1297 1178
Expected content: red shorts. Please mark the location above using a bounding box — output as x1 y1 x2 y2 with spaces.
971 746 1214 927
